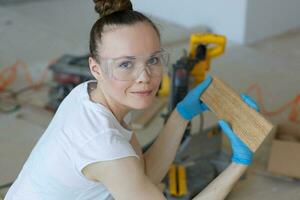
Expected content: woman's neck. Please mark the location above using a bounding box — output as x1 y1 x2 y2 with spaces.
88 81 130 124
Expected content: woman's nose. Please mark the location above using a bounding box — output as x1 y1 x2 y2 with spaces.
135 66 151 83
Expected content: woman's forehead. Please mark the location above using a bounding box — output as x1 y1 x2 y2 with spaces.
99 22 161 58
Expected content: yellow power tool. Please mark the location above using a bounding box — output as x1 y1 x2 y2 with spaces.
158 33 226 97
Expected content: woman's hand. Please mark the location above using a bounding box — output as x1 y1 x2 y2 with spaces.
218 94 260 165
176 75 212 121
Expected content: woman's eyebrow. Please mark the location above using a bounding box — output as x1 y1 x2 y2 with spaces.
151 50 163 55
115 50 162 59
115 55 136 60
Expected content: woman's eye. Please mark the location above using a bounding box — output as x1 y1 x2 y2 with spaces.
119 61 133 69
147 57 160 65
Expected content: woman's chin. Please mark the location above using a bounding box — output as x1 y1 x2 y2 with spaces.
130 97 155 110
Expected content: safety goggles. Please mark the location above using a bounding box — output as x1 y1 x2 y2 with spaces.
99 49 169 81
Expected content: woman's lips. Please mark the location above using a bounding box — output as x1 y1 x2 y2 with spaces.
131 90 153 96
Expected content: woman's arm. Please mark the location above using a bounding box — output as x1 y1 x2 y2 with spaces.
143 76 212 185
143 108 189 184
83 157 166 200
192 163 247 200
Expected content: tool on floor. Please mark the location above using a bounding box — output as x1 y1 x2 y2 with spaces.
158 33 226 97
46 55 92 111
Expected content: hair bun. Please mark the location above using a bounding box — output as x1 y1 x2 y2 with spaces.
94 0 133 17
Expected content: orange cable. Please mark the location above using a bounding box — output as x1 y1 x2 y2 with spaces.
246 83 300 124
0 59 56 92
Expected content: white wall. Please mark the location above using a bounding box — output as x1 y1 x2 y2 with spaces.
132 0 300 44
132 0 248 44
244 0 300 43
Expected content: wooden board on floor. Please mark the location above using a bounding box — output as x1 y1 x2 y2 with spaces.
200 76 274 152
130 97 167 130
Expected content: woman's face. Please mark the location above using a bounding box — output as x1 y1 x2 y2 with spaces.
91 22 162 110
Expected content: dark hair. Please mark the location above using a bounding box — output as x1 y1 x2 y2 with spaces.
90 0 160 63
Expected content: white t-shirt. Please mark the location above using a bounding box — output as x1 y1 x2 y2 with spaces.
5 80 139 200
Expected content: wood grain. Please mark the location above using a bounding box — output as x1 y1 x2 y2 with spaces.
200 76 274 152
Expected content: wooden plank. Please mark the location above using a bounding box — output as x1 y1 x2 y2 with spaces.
130 97 167 130
200 76 274 152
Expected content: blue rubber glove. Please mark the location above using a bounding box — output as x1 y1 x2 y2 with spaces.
176 75 212 121
218 94 260 165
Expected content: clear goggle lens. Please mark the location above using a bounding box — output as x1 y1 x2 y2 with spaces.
101 50 169 81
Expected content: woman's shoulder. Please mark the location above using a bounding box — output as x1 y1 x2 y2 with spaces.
57 80 131 141
63 100 116 134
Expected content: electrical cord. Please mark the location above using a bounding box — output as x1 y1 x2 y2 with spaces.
0 82 52 114
246 83 300 124
0 58 56 92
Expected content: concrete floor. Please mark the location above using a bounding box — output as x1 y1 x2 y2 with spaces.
1 0 300 199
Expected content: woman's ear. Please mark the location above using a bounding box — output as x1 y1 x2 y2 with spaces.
89 57 102 80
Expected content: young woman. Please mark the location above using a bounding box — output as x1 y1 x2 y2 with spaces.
5 0 259 199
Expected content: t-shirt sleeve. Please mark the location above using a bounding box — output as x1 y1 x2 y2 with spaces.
72 129 140 173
